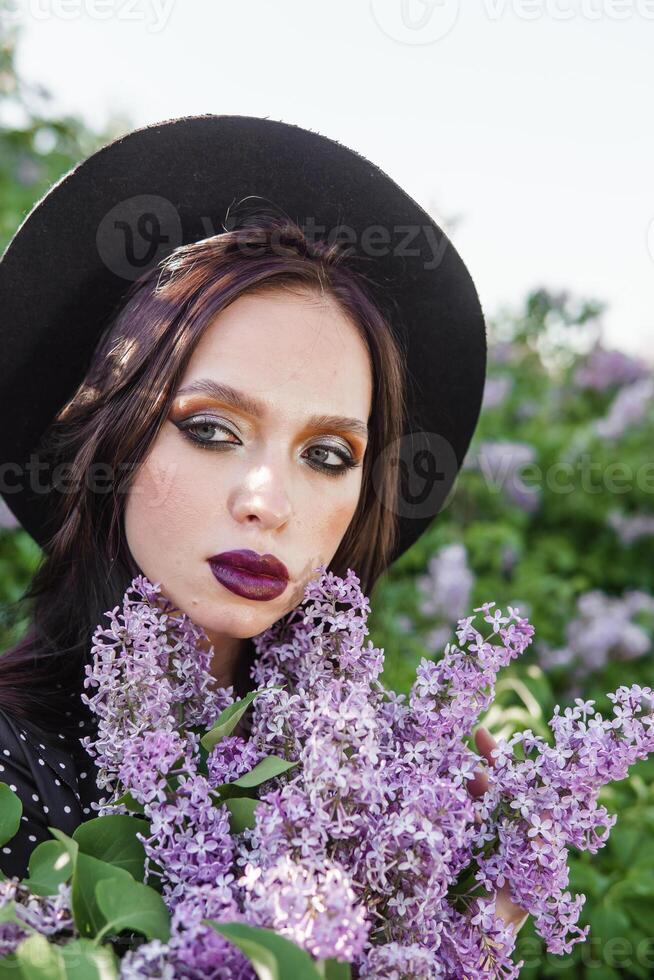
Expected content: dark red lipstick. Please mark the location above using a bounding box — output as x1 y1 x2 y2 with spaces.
207 549 289 601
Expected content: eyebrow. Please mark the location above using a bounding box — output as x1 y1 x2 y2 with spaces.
174 379 370 440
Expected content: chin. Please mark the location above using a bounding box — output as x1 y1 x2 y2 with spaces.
192 595 286 641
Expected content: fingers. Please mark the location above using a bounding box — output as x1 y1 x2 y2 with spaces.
474 726 498 768
466 767 489 799
466 726 496 799
495 883 529 934
470 729 531 934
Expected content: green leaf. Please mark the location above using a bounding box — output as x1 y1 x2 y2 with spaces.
1 937 120 979
624 897 654 933
71 852 133 940
316 957 352 979
110 791 145 816
223 797 260 834
95 876 171 943
21 840 75 896
14 933 66 978
587 904 630 942
201 687 283 751
608 873 654 902
73 814 149 881
228 755 299 789
212 755 299 802
0 781 22 846
59 939 119 978
47 828 79 869
568 860 606 898
204 920 323 980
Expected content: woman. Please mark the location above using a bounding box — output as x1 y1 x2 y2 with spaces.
0 115 524 931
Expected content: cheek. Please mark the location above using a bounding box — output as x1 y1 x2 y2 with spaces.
124 446 211 560
306 483 361 552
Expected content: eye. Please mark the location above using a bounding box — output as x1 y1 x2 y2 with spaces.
303 443 361 478
174 415 239 448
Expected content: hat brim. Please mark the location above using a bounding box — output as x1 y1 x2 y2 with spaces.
0 113 486 563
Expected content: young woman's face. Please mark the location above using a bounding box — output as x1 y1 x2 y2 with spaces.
124 285 372 644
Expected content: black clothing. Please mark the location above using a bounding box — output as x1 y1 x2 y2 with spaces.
0 704 103 880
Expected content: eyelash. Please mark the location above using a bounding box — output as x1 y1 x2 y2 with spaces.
174 415 361 478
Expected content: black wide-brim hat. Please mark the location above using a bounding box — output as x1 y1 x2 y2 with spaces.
0 113 486 566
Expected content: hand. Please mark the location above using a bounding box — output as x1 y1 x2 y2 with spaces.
466 726 530 934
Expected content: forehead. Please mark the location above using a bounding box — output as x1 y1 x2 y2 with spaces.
181 287 373 419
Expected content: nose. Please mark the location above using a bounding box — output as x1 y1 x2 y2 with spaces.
228 461 293 531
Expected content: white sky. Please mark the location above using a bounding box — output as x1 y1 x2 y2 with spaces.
10 0 654 360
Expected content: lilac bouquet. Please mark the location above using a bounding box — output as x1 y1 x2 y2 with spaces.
1 566 653 979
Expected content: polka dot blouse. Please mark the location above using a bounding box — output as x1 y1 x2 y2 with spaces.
0 703 104 880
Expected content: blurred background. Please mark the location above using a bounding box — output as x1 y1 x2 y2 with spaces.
1 2 653 976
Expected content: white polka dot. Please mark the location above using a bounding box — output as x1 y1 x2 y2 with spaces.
21 816 28 823
31 794 39 802
9 784 17 792
43 806 49 814
54 779 61 786
38 758 44 766
2 749 10 757
2 847 11 855
0 764 4 773
28 835 36 843
63 805 71 814
19 733 26 741
58 734 65 740
80 772 87 779
39 744 45 750
83 807 90 814
58 763 66 769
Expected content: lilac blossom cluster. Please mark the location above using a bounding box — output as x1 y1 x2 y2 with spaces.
0 879 73 955
594 376 654 440
417 542 474 653
475 684 654 956
573 345 650 392
607 507 654 546
537 588 654 684
463 441 541 513
4 569 654 978
481 375 513 411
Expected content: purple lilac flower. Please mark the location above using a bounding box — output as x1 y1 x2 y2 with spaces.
465 441 541 513
573 345 650 392
482 375 513 410
594 376 654 440
418 542 474 623
80 575 233 799
419 543 475 655
0 499 19 531
538 588 654 677
607 507 654 545
476 686 654 954
0 879 73 955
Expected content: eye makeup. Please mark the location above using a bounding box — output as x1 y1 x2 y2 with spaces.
171 409 363 478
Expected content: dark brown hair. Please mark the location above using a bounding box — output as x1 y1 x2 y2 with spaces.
0 212 408 732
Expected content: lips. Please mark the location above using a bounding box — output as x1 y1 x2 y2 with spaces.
207 549 289 601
